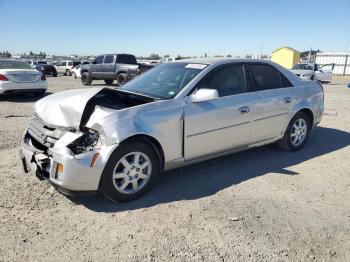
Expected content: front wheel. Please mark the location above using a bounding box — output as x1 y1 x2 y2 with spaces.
81 72 92 86
100 141 160 202
277 112 311 151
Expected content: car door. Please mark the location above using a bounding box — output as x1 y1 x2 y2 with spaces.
247 63 295 144
102 55 115 78
184 63 260 160
90 56 104 78
315 64 333 82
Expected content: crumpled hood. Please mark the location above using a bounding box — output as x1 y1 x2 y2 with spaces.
34 88 104 129
290 69 314 76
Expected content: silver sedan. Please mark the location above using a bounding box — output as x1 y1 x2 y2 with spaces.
20 59 324 201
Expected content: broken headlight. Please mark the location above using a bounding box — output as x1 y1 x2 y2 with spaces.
67 129 101 155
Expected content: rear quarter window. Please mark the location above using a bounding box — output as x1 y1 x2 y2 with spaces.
117 55 137 65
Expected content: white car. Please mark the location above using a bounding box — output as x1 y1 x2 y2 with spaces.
0 60 47 95
291 63 334 83
158 57 176 64
56 61 81 76
71 65 81 78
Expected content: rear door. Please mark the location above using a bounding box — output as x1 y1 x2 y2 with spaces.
184 63 260 160
90 56 104 78
247 63 295 144
102 55 115 78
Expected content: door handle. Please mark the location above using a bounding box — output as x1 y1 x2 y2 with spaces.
239 106 250 114
284 97 292 103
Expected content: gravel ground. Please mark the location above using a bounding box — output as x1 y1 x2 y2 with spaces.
0 76 349 262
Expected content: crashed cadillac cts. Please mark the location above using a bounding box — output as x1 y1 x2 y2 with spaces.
20 59 324 201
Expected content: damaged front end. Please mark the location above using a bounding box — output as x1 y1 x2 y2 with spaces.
20 87 156 195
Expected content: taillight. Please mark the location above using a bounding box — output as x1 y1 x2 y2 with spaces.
41 74 46 81
0 74 8 81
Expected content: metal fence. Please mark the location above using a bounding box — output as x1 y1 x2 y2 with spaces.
315 53 350 75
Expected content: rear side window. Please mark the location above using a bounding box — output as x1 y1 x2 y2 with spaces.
104 55 114 64
249 64 282 91
117 54 137 65
196 64 246 97
73 61 81 67
68 62 73 66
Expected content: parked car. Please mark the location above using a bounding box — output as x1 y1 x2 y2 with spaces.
0 60 47 95
291 63 334 82
56 61 81 76
158 57 176 64
20 59 324 202
35 64 57 77
71 64 82 78
80 54 139 86
26 60 47 68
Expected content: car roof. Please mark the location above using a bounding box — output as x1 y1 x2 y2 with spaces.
174 58 275 66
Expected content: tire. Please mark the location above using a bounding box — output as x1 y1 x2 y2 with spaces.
72 72 76 78
277 112 311 151
117 73 129 86
81 72 92 86
66 69 71 76
53 73 57 77
310 75 315 80
100 141 161 202
34 90 46 96
104 79 114 85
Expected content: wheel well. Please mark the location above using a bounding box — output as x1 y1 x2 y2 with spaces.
117 71 126 76
81 70 88 74
120 135 165 171
298 108 314 127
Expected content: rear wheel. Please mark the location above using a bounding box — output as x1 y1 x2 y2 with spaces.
277 112 311 151
66 69 71 76
100 141 160 202
81 72 92 86
104 79 114 85
117 73 129 86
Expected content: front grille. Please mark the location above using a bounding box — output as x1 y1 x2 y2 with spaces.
27 115 66 148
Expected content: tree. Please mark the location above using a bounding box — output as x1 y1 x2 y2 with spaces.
226 54 232 58
204 53 207 58
164 54 170 58
29 51 33 55
149 54 161 60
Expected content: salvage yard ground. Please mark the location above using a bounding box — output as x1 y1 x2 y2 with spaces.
0 76 349 261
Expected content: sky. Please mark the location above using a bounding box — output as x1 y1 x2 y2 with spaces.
0 0 349 57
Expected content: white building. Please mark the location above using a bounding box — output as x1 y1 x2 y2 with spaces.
315 53 350 75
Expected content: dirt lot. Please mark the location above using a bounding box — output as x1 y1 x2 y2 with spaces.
0 76 349 262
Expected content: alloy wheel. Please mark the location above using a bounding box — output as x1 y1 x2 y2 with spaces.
290 118 307 146
112 152 152 194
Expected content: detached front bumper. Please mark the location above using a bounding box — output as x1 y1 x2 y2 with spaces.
20 132 115 196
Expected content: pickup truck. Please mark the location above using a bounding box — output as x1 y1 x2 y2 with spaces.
80 54 139 86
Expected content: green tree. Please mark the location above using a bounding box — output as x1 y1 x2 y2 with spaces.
149 54 161 60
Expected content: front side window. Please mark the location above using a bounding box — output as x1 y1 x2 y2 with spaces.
196 64 246 97
249 64 283 91
122 62 205 99
94 56 104 64
68 62 73 66
104 55 114 64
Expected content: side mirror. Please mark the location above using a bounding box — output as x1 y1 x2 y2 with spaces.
189 88 219 103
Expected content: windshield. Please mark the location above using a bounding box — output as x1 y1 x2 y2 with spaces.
0 61 33 70
122 62 206 99
292 64 314 70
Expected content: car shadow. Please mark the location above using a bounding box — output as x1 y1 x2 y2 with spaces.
69 126 350 212
0 92 53 103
